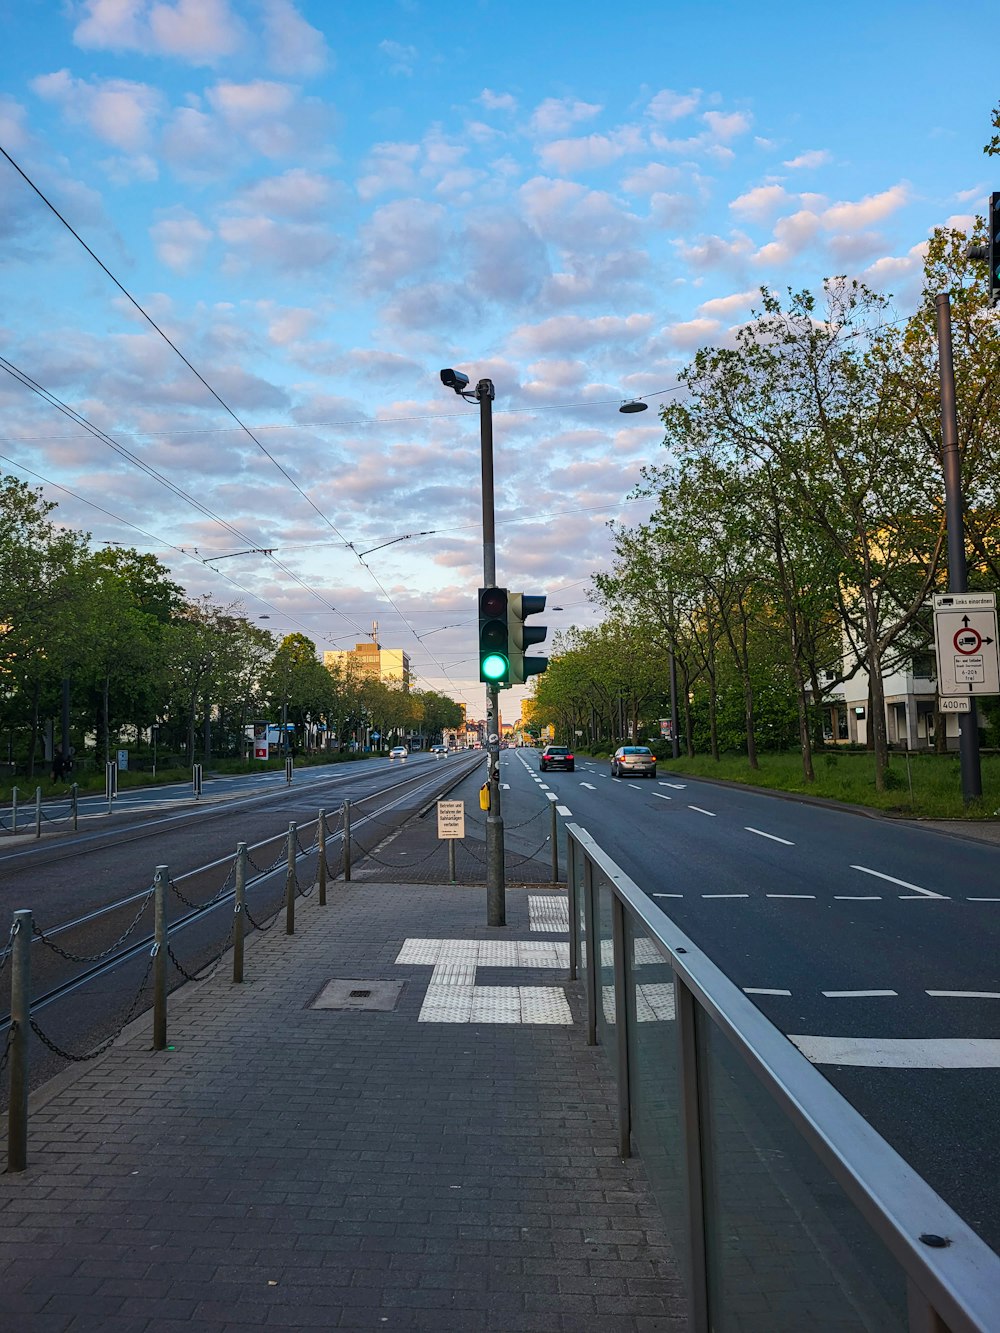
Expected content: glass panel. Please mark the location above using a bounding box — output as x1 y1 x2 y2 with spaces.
573 841 587 970
697 1010 908 1332
595 873 616 1067
626 915 689 1290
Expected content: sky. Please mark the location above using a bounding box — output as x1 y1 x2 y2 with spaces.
0 0 995 719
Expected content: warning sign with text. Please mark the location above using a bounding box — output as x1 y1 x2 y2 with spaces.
437 800 465 839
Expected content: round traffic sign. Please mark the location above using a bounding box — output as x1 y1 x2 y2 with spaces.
953 628 983 655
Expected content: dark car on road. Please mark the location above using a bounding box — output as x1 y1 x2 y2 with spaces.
611 745 656 779
539 745 574 772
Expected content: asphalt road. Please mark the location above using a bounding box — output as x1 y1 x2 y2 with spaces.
507 747 1000 1253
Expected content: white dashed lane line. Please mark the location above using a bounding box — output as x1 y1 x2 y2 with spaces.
766 894 815 899
556 805 572 816
660 782 686 789
926 990 1000 999
653 793 671 801
744 988 792 996
822 989 898 998
688 805 716 817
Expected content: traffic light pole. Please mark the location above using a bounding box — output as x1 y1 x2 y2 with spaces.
478 378 505 925
936 293 982 803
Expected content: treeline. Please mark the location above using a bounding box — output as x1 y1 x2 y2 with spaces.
528 227 1000 787
0 477 462 777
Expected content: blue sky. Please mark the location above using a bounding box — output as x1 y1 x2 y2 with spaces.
0 0 994 714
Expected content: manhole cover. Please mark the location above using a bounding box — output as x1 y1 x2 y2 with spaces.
311 980 404 1011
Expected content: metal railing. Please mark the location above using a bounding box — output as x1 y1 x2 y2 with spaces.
565 823 1000 1333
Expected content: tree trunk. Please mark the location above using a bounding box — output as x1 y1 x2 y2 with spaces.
103 676 111 765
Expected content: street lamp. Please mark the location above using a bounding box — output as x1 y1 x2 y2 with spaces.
619 399 648 413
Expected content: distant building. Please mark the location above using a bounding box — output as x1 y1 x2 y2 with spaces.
324 643 411 689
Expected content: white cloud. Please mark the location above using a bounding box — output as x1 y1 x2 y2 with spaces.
479 89 517 113
676 232 754 270
0 95 29 150
73 0 245 64
697 289 759 317
620 162 682 195
150 209 213 271
261 0 330 77
217 214 339 272
509 313 654 355
356 141 420 200
520 177 641 251
783 149 831 170
204 80 324 158
530 97 602 137
378 40 418 76
461 208 548 303
538 126 645 175
821 184 909 231
660 317 722 349
702 110 752 143
863 241 929 284
647 89 701 122
730 184 793 221
649 192 703 230
32 70 163 153
752 209 822 265
359 198 449 287
234 168 339 220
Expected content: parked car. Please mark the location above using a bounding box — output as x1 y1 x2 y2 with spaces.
611 745 656 779
539 745 574 772
430 744 448 757
388 746 408 760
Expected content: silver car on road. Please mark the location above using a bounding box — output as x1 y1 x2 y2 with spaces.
611 746 657 779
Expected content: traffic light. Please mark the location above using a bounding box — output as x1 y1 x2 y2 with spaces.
507 592 548 684
478 587 509 684
990 192 1000 306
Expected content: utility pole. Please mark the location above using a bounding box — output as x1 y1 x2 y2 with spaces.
477 377 506 924
936 292 982 802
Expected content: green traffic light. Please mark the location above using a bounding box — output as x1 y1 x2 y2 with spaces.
481 652 508 681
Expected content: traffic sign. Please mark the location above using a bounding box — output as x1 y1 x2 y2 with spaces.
939 696 971 713
933 607 1000 696
437 800 465 839
933 592 996 610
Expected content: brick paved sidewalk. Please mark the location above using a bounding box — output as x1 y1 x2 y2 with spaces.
0 881 686 1332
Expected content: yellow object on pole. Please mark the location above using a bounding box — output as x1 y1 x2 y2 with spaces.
479 782 490 811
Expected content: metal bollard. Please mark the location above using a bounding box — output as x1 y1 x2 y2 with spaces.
285 756 293 786
233 842 247 983
342 800 352 882
317 811 327 906
34 787 41 840
71 782 78 832
550 799 558 882
11 786 17 836
192 764 203 801
285 822 296 935
153 866 168 1050
8 909 32 1171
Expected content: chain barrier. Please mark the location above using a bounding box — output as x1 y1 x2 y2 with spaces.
167 860 235 912
32 884 157 963
243 899 282 933
0 1021 14 1076
247 846 286 876
28 954 154 1063
167 917 235 985
348 830 449 870
463 803 547 832
0 917 17 984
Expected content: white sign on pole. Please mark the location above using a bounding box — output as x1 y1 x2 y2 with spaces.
437 800 465 840
938 696 971 713
933 607 1000 697
933 592 996 610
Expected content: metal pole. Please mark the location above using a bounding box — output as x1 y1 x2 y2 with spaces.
478 377 506 927
285 822 296 935
550 799 558 882
153 866 167 1050
233 842 247 983
342 800 352 881
612 893 631 1159
106 763 113 815
676 976 710 1333
448 836 456 884
583 856 598 1047
11 786 17 835
936 292 982 802
71 782 78 832
317 811 327 906
61 676 70 779
8 908 32 1171
669 649 681 760
566 832 578 982
34 787 41 839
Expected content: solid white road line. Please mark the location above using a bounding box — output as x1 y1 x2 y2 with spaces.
926 990 1000 999
745 827 794 845
653 793 672 801
822 989 898 998
556 805 572 816
744 988 792 996
790 1036 1000 1068
850 865 947 899
689 805 716 816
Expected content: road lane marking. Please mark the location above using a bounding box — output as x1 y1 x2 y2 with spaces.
653 793 672 801
628 783 642 789
834 895 882 900
926 990 1000 999
790 1036 1000 1068
850 865 947 899
822 989 898 998
661 782 686 789
689 805 716 816
556 806 572 816
652 893 683 898
501 783 510 789
745 827 794 845
702 893 749 898
744 988 792 996
545 793 557 802
967 897 1000 902
579 782 596 790
766 894 815 899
